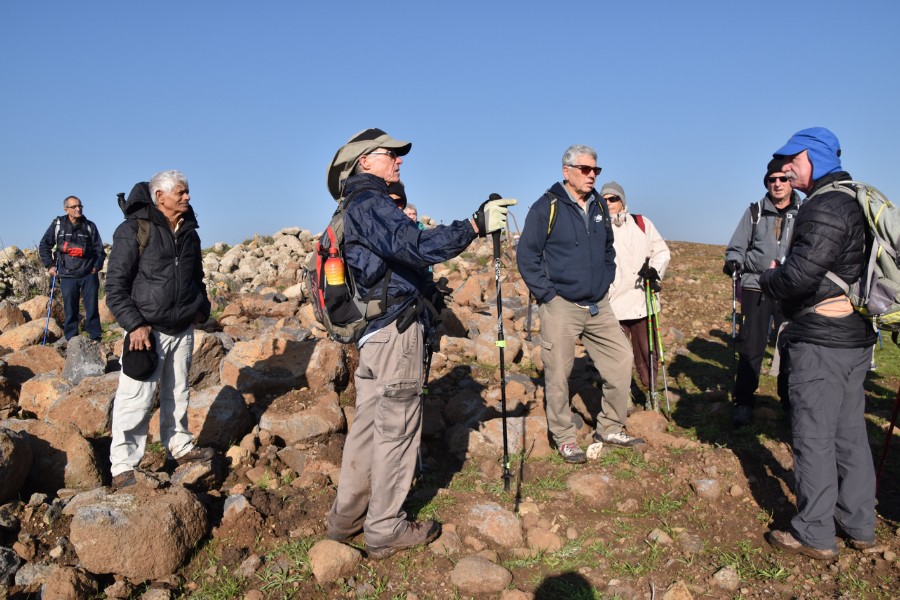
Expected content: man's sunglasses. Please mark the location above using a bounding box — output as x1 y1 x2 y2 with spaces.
567 164 602 176
767 176 789 184
367 149 398 160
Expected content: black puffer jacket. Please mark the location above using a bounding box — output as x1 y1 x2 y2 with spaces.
760 171 876 348
105 182 211 335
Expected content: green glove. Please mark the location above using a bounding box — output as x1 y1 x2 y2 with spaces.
473 196 517 237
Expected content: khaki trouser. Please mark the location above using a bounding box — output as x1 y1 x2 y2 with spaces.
109 327 196 477
540 295 633 447
327 321 424 546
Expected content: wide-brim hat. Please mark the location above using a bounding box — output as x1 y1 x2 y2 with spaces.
326 128 411 200
121 331 158 381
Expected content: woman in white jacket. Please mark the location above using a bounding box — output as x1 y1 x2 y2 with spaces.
600 182 671 404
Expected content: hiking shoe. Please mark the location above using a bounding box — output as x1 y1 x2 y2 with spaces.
175 446 215 466
112 470 136 490
732 405 753 428
594 431 644 447
366 520 441 560
327 529 362 544
559 443 587 464
767 530 837 560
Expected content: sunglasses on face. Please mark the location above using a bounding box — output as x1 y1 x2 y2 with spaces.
567 164 602 176
767 176 789 184
367 149 398 160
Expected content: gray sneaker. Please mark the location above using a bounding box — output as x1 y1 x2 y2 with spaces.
366 520 441 560
595 431 644 447
559 443 587 464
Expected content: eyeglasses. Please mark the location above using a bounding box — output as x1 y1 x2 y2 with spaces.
604 196 622 203
566 164 602 176
767 176 790 184
66 204 83 209
366 150 398 160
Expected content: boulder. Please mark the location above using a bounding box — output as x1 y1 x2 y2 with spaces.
0 419 102 492
259 390 344 445
69 486 208 580
450 555 513 594
149 384 252 450
0 300 26 333
220 337 347 396
468 503 523 548
2 345 65 385
62 337 106 384
0 319 63 351
307 539 361 583
45 372 118 437
17 294 63 323
18 374 72 419
188 330 226 390
0 426 32 503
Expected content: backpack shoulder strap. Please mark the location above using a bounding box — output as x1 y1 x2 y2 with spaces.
546 193 558 237
135 219 151 257
747 200 762 252
633 214 646 234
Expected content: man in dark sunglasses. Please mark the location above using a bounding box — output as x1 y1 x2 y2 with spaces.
517 144 643 465
38 196 105 341
723 159 800 428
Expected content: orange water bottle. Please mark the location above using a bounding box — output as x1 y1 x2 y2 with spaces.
324 247 345 286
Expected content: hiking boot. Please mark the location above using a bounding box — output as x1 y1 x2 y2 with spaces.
112 470 136 490
558 443 587 464
175 446 216 466
594 431 644 447
847 538 878 551
366 520 441 560
767 530 837 560
732 405 753 428
327 528 362 544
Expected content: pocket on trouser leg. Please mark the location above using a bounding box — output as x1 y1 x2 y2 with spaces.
377 380 422 441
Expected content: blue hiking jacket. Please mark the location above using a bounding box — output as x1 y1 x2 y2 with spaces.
516 182 616 305
342 174 477 337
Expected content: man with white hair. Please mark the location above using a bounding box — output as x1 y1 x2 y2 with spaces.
105 170 214 490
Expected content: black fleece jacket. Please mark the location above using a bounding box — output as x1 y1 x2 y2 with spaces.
760 171 876 348
105 182 211 335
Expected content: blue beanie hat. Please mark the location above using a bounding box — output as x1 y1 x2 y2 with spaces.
773 127 842 181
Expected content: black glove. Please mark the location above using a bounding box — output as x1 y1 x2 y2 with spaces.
723 259 742 277
638 262 660 282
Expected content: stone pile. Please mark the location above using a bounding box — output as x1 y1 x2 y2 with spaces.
0 227 691 597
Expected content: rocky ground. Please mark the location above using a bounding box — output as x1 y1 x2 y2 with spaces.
0 235 898 599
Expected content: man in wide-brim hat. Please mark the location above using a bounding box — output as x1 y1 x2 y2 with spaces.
324 128 515 560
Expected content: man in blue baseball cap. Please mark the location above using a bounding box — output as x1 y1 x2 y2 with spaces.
760 128 877 560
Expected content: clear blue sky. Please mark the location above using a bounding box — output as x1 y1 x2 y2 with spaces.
2 1 898 251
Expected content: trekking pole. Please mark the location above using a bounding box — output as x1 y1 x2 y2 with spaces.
651 291 671 413
644 278 658 413
490 203 512 492
42 262 59 346
417 332 434 477
524 294 533 342
731 272 738 387
876 383 900 493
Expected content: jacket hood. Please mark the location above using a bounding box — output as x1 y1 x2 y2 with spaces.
123 181 199 227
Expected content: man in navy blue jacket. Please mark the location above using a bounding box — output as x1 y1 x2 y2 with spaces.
517 144 642 465
324 128 515 560
39 196 105 341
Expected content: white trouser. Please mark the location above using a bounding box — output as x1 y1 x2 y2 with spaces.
109 327 196 476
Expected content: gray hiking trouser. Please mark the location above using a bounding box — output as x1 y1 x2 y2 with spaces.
782 340 876 550
540 295 633 447
327 320 424 546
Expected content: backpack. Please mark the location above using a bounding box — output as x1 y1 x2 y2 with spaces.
302 187 392 344
116 192 151 256
810 181 900 331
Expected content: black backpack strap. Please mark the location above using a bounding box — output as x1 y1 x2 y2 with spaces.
747 201 761 253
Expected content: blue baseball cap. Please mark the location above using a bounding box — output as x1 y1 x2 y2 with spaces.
773 127 842 181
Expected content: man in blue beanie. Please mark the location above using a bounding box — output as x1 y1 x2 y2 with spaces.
760 127 877 559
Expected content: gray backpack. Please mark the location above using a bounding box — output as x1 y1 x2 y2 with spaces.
809 181 900 331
